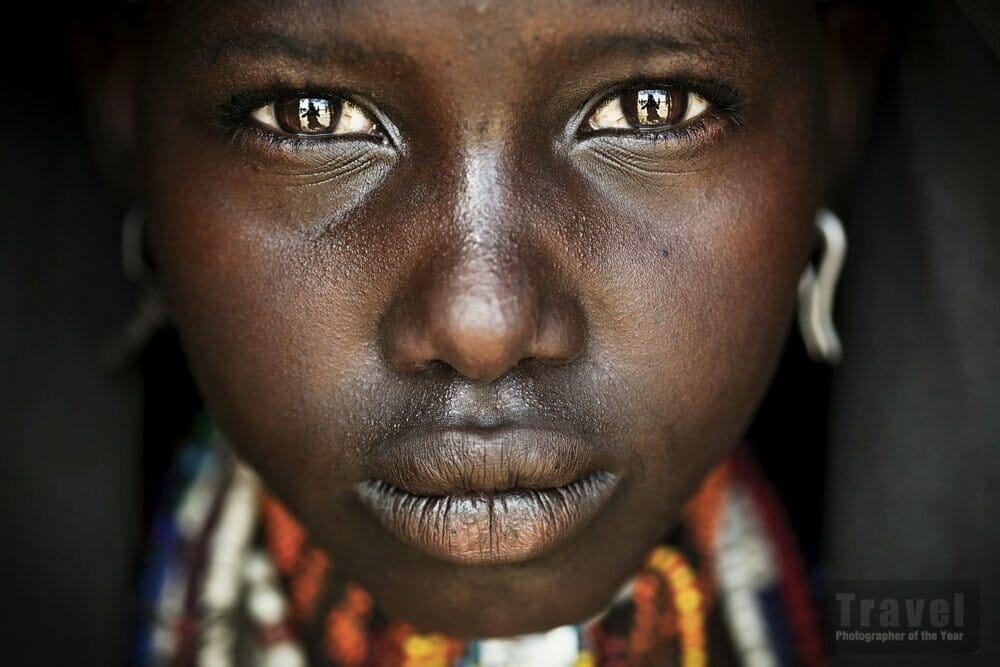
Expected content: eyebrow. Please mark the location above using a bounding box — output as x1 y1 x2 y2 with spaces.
203 22 753 69
569 26 755 62
204 31 408 68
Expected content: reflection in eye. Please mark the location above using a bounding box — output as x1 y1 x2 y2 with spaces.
587 87 710 132
251 97 383 138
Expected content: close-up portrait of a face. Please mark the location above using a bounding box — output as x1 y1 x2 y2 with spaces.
1 1 997 666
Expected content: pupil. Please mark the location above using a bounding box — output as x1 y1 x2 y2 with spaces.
627 88 682 128
276 97 339 134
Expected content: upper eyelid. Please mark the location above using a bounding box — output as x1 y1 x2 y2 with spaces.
582 78 742 115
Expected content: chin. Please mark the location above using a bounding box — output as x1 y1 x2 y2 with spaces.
321 477 667 638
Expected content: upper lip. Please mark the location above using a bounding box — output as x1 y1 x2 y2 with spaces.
365 423 601 496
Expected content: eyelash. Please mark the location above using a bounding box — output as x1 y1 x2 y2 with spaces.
215 79 746 150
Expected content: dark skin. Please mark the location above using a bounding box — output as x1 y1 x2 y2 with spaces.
84 0 884 645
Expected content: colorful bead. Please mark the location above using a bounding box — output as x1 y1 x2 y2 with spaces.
324 583 374 666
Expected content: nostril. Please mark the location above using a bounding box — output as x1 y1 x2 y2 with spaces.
531 355 575 367
530 297 587 366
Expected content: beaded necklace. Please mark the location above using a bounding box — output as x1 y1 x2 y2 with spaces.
136 430 823 667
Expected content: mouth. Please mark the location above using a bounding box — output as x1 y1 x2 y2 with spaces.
354 425 618 565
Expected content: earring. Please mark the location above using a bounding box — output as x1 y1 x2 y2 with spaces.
797 208 846 364
121 206 156 287
102 207 170 370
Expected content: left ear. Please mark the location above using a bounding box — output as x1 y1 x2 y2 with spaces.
72 10 142 203
819 1 891 203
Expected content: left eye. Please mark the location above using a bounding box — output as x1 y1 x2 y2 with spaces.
251 96 383 138
586 87 710 132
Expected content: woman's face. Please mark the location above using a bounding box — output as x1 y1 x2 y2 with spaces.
137 0 830 637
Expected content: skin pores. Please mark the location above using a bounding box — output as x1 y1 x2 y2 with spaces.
136 0 827 638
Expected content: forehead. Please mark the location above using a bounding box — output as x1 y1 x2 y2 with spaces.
153 0 814 73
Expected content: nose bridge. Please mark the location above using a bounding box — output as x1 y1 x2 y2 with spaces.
452 143 505 243
378 144 584 383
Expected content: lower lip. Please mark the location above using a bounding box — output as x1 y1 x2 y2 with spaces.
355 472 618 565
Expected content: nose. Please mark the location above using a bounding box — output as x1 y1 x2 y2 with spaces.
379 249 586 383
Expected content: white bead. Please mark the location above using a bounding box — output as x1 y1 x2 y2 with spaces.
203 467 259 610
248 586 288 625
262 643 308 667
479 625 580 667
715 483 781 667
746 647 779 667
243 551 277 585
198 641 232 667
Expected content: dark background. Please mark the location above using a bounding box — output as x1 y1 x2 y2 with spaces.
1 2 997 665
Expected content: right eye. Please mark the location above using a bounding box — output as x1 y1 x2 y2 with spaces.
585 86 711 134
251 96 384 139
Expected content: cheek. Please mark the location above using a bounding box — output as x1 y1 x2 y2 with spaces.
582 143 819 497
142 143 397 485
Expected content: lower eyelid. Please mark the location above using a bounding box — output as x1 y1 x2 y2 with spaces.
226 123 392 166
569 123 734 181
576 112 738 158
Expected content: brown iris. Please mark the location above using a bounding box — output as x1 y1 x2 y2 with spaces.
622 88 686 128
273 97 340 135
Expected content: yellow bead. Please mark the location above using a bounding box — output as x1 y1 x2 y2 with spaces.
683 649 707 667
677 588 701 612
670 567 695 588
647 548 672 570
403 635 434 657
679 614 703 636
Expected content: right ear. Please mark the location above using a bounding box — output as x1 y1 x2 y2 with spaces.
73 12 141 201
817 1 891 206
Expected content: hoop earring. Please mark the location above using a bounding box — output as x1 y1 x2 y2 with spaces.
797 208 846 365
121 206 156 286
102 208 169 370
